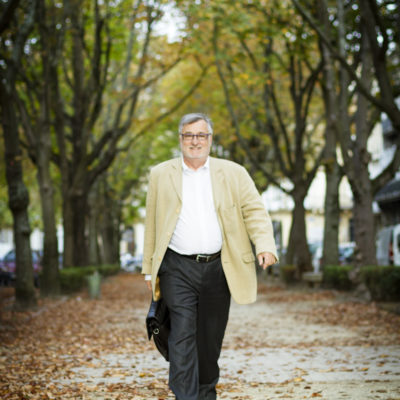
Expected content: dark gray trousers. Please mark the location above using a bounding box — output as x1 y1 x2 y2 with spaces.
158 248 231 400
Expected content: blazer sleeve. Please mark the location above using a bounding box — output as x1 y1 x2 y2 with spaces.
142 169 157 275
238 166 278 261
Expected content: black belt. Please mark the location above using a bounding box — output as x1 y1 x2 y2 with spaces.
170 248 221 263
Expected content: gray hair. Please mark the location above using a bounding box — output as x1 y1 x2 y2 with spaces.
178 113 213 134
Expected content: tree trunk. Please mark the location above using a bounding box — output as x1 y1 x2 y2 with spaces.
352 184 377 266
322 160 342 267
286 194 312 275
349 156 377 267
36 0 60 295
99 183 121 265
49 53 73 269
72 193 89 266
318 1 342 268
344 25 377 266
88 183 100 266
62 196 74 267
1 81 37 309
37 151 60 296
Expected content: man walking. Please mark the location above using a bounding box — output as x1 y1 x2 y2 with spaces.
142 113 277 400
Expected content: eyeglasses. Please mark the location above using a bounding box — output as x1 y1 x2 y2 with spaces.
180 133 211 142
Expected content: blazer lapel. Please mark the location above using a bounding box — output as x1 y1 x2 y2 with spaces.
169 158 182 202
210 157 224 211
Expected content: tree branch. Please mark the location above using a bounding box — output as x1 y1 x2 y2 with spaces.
86 59 210 187
119 61 212 152
212 19 287 191
87 54 182 167
111 5 157 132
290 0 389 113
372 138 400 194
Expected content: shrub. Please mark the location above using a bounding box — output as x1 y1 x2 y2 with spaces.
279 265 297 284
323 265 353 291
360 266 400 301
98 264 121 277
59 266 96 293
60 264 120 293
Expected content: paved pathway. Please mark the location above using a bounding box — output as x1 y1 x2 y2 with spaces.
1 273 400 399
57 276 400 399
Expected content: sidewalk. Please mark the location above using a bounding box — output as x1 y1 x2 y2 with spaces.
1 273 399 399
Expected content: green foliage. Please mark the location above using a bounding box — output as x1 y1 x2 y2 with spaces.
59 267 96 293
1 0 192 249
0 185 12 228
360 266 400 302
322 265 400 300
97 264 121 277
279 264 297 284
175 0 325 190
323 265 353 291
59 264 120 293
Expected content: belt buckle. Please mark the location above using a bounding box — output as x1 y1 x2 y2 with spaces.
196 254 208 263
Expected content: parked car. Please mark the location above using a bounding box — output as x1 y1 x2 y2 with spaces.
309 242 355 271
131 254 143 272
120 253 143 272
120 252 134 270
0 249 42 286
376 224 400 266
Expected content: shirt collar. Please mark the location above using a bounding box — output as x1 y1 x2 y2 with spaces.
182 157 210 172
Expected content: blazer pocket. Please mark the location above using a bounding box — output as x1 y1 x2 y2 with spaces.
242 251 255 263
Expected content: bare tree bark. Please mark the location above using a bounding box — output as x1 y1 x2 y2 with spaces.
88 182 101 266
1 84 37 308
98 178 121 265
318 0 343 267
16 0 62 295
0 0 38 308
34 0 60 295
296 0 400 266
348 28 377 265
336 6 377 265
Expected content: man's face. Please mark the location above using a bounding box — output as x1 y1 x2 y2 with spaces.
180 119 212 163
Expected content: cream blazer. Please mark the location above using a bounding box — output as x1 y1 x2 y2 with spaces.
142 157 277 304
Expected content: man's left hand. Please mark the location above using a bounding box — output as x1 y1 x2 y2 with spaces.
257 252 276 270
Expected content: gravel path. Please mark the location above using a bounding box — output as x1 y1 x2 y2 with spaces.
59 275 400 399
1 273 400 399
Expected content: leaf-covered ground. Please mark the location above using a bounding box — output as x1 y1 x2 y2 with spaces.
1 273 399 399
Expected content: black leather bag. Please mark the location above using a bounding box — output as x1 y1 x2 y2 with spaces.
146 298 170 361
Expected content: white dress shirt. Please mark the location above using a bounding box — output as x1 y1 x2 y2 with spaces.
169 157 222 255
145 157 222 281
